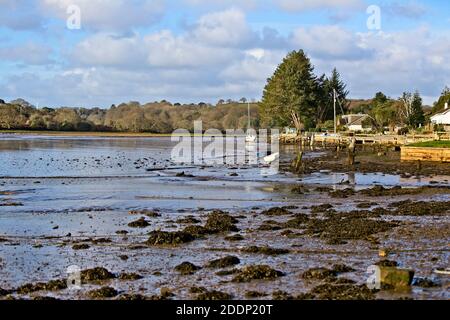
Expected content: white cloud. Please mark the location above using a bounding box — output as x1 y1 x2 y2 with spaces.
0 42 53 65
311 27 450 103
1 4 450 107
40 0 164 31
190 8 257 47
291 25 371 60
382 1 427 19
0 0 44 30
184 0 258 10
278 0 364 11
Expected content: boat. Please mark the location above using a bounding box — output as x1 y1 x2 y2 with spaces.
263 152 279 164
245 102 256 143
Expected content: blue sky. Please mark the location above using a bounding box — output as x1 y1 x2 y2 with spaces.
0 0 449 107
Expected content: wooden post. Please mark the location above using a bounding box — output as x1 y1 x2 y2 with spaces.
348 137 356 166
291 151 304 173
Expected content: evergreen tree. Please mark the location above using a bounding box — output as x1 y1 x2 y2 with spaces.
260 50 318 130
316 68 349 123
408 91 425 128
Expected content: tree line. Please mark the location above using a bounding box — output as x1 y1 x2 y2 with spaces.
0 99 259 133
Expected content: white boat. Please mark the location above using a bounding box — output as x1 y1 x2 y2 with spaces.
245 102 256 143
263 152 279 164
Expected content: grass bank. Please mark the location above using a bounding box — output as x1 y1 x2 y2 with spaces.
408 140 450 148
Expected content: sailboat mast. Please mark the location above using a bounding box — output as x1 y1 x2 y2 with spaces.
248 101 251 129
333 89 337 134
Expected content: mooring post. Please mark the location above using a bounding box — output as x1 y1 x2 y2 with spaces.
348 137 356 166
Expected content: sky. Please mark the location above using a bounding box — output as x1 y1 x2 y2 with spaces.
0 0 449 107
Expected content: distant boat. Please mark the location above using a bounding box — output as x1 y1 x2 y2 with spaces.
263 152 279 164
246 102 256 143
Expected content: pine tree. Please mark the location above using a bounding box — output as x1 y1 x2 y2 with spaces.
316 68 349 123
260 50 318 131
408 91 425 128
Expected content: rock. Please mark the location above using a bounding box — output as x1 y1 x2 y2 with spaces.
272 290 294 300
412 278 440 288
206 256 240 269
118 273 143 281
0 288 11 296
260 207 292 216
81 267 116 283
146 230 195 246
117 293 147 300
329 188 355 198
128 217 150 228
176 217 201 224
283 214 309 229
301 268 337 280
379 267 415 289
224 234 244 241
160 287 174 298
196 290 233 300
88 286 118 299
241 246 289 256
310 204 333 213
204 211 238 233
16 280 67 294
310 283 376 300
332 264 355 273
72 243 90 250
189 286 207 294
174 262 202 275
375 260 398 267
182 225 210 237
245 291 268 298
232 265 284 283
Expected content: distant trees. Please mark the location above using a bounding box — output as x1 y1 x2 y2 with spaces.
400 91 424 128
0 99 259 133
360 91 425 132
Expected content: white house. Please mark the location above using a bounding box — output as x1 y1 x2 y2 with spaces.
430 103 450 131
341 114 371 132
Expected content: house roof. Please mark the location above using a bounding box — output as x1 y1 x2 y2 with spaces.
342 114 369 126
431 108 450 118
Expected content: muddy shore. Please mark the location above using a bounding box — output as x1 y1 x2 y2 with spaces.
0 138 448 300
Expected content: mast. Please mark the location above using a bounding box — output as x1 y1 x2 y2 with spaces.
248 101 251 129
333 89 337 134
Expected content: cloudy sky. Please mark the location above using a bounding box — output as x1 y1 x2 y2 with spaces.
0 0 449 107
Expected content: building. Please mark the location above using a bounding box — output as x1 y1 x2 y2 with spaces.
341 114 371 132
430 103 450 131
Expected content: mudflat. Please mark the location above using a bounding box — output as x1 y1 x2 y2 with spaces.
0 135 448 300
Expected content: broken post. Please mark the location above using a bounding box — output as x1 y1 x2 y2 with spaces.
348 137 356 166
